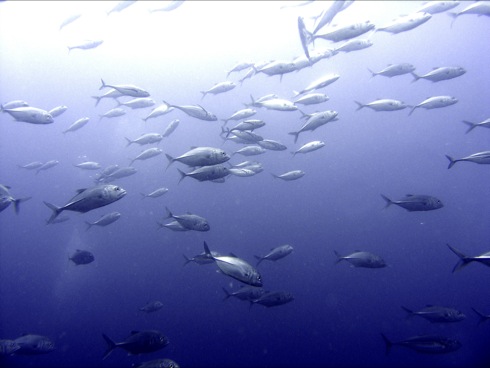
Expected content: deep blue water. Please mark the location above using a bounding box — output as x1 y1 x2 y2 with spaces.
1 1 490 367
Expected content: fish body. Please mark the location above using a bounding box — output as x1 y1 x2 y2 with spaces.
85 211 121 230
177 164 229 183
298 16 312 60
203 241 262 287
44 185 126 223
381 194 443 211
411 66 466 82
222 108 256 124
99 107 126 120
334 250 386 268
313 21 375 42
68 40 103 52
257 139 287 151
272 170 305 181
165 208 210 231
449 2 490 19
255 60 297 79
232 145 267 157
141 187 168 199
59 13 81 30
36 160 59 174
48 105 68 117
446 151 490 168
251 291 294 308
139 301 164 313
142 104 174 122
226 130 263 144
368 63 416 78
255 244 293 265
381 334 461 355
163 101 217 121
401 305 465 323
334 38 373 52
150 0 185 13
1 100 29 110
183 251 221 266
102 330 169 360
92 89 124 107
223 285 266 301
313 0 354 33
100 79 150 98
98 167 137 183
294 93 329 105
162 119 180 137
295 73 340 95
227 119 265 133
18 161 44 170
75 161 101 170
447 244 490 272
415 1 459 14
125 133 163 147
3 106 53 124
130 148 163 165
14 334 55 355
166 147 230 169
377 12 432 34
252 97 297 111
69 249 95 265
289 110 338 143
201 81 236 99
0 339 20 355
355 99 410 111
292 141 325 156
118 97 155 109
409 96 458 115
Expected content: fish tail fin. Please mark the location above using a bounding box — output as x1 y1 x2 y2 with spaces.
471 308 490 325
164 207 173 220
288 131 300 144
221 118 229 125
200 91 206 100
254 255 263 266
100 78 106 90
177 168 186 184
462 120 477 134
44 201 62 224
271 173 279 179
91 96 102 107
400 306 415 319
445 155 457 169
13 197 31 215
367 68 377 78
381 333 392 356
447 243 472 272
380 194 393 209
156 221 165 230
203 241 211 255
354 101 365 111
183 254 192 266
408 106 416 116
124 137 133 147
164 153 174 171
333 250 343 264
84 221 93 231
410 72 420 82
140 193 147 200
222 287 232 301
102 333 117 360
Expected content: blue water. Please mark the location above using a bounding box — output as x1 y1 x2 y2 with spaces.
1 1 489 367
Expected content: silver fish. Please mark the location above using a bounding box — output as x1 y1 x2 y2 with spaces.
232 145 267 157
129 147 163 165
74 161 101 170
163 100 217 121
183 251 221 266
409 96 458 115
334 250 386 268
289 110 338 143
381 194 443 211
165 208 210 231
200 81 236 99
367 63 416 78
381 334 461 355
0 339 20 356
449 2 490 25
68 40 103 52
48 105 68 117
226 60 255 77
376 12 432 34
411 66 466 82
98 167 137 183
69 249 95 265
150 0 185 13
293 93 329 106
272 170 305 181
298 16 312 60
85 211 121 230
102 330 169 360
14 334 55 355
1 100 29 110
157 220 189 232
355 99 411 112
177 164 229 183
140 187 169 199
107 0 137 15
36 160 60 175
44 185 126 224
254 244 293 265
166 147 230 169
257 139 287 151
91 89 124 107
462 118 490 134
63 117 90 134
118 97 155 109
294 73 340 95
401 305 465 323
312 0 354 34
251 96 297 111
3 106 53 124
125 133 163 147
17 161 44 170
100 79 150 98
447 244 490 272
313 21 375 43
222 108 256 125
203 241 262 287
59 13 81 30
99 107 126 121
334 38 373 52
162 119 180 137
292 141 325 156
446 151 490 168
255 60 296 81
226 119 265 133
142 104 174 122
415 1 459 15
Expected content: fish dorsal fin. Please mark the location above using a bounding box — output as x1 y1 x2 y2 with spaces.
76 188 87 194
130 331 140 335
406 194 414 197
354 249 361 252
76 249 81 252
229 252 238 258
432 67 439 70
425 304 434 307
190 146 198 149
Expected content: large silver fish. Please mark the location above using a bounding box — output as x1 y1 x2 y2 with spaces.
381 194 443 212
203 241 262 287
166 147 230 169
445 151 490 169
100 79 150 98
44 185 126 224
3 106 53 124
0 184 31 214
163 100 217 121
177 164 230 183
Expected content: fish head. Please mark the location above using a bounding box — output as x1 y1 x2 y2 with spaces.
40 339 56 352
198 221 210 232
106 185 127 200
431 197 444 209
247 269 263 287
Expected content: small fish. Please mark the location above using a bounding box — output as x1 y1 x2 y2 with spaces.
44 185 126 224
355 99 410 112
409 96 458 115
125 133 163 147
36 160 60 175
462 118 490 134
367 63 416 78
177 164 229 183
48 105 68 117
257 139 287 151
232 145 267 157
1 100 29 110
74 161 101 170
334 250 386 268
99 107 126 121
165 208 210 232
445 151 490 169
139 301 164 313
59 13 82 30
91 89 124 107
289 110 338 143
142 104 174 122
297 16 312 60
129 148 163 165
294 73 340 95
97 167 137 183
100 79 150 98
163 100 217 121
162 119 180 137
313 21 375 43
293 93 329 106
381 334 461 355
85 211 121 230
183 251 221 266
415 1 460 15
255 60 297 81
448 2 490 26
226 60 255 77
14 334 55 355
200 81 236 99
17 161 44 170
292 141 325 156
381 194 443 212
447 244 490 272
118 97 155 109
255 244 293 265
166 147 230 169
312 0 354 34
222 108 256 125
251 96 297 111
334 38 373 53
376 12 432 34
401 305 465 323
68 40 103 52
69 249 95 265
102 330 169 360
226 119 265 133
250 291 294 308
272 170 305 181
107 0 137 15
3 106 53 124
411 66 466 82
140 187 168 199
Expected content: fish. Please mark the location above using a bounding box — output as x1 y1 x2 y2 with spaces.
125 133 163 147
36 160 60 175
91 89 124 107
381 194 443 211
68 40 103 52
232 145 267 157
85 212 121 230
334 250 386 268
415 1 460 15
166 147 230 169
203 241 263 287
254 244 293 265
224 130 263 144
139 301 164 313
157 220 188 232
44 185 126 224
221 108 256 125
165 208 210 232
250 291 294 308
0 184 31 214
48 105 68 117
140 187 169 199
222 285 266 301
408 96 458 115
183 251 221 266
102 330 169 360
100 79 150 98
129 148 163 165
228 168 257 177
1 100 29 110
149 0 185 13
117 97 155 109
471 308 490 325
226 61 255 77
3 106 53 124
448 2 490 26
293 93 329 106
294 73 340 95
355 99 411 112
334 38 373 53
200 81 236 99
163 100 217 121
99 107 126 121
401 305 465 323
257 139 287 151
381 334 461 355
97 167 137 183
226 119 265 134
312 0 354 34
107 0 137 15
74 161 102 170
69 249 95 265
445 151 490 169
289 110 338 143
272 170 305 181
162 119 180 137
446 243 490 272
462 118 490 133
177 164 229 183
134 358 180 368
411 66 466 82
297 16 312 60
367 63 416 78
313 21 375 43
17 161 44 170
142 104 174 122
254 60 297 81
0 339 20 356
250 96 298 111
376 12 432 34
292 141 325 156
13 334 55 355
59 13 81 30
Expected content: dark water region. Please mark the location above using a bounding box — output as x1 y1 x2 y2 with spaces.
1 1 490 367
